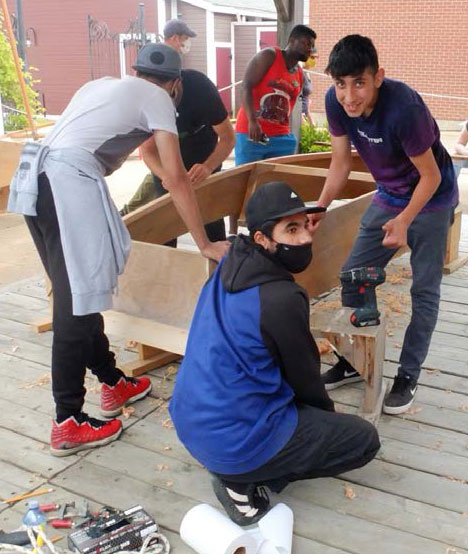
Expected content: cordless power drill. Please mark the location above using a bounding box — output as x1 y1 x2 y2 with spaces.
340 266 386 327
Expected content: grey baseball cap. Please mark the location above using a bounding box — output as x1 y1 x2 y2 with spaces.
163 19 197 38
132 43 181 78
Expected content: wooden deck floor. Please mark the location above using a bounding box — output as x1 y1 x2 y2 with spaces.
1 218 468 553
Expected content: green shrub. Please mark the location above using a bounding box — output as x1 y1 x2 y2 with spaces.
299 124 331 153
0 12 43 130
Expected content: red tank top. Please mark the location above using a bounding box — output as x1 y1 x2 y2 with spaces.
236 47 303 136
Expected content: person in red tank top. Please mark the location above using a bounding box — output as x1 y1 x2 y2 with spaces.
235 25 316 166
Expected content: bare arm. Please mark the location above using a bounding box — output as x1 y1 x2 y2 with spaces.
140 137 165 180
241 48 276 142
148 131 229 261
316 134 353 209
454 125 468 156
382 148 441 248
187 117 236 185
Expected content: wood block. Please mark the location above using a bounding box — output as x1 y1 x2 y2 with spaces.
310 307 386 421
31 317 53 334
443 206 466 273
121 347 181 377
443 253 468 274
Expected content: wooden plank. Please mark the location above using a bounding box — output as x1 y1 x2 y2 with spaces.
50 460 347 554
74 445 468 554
0 427 77 478
238 162 272 220
253 163 376 201
266 150 369 173
124 164 252 244
331 384 468 436
341 457 468 515
0 461 46 496
103 311 188 356
113 242 213 329
284 475 468 551
121 344 180 377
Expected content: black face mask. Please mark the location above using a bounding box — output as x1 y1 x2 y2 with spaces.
273 242 313 273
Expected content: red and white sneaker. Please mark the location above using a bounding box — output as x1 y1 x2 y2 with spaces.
100 376 152 417
50 413 122 457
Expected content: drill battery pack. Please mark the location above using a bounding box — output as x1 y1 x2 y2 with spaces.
68 506 158 554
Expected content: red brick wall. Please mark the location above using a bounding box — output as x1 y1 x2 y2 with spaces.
5 0 157 114
309 0 468 121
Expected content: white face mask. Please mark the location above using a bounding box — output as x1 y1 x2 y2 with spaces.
180 38 191 55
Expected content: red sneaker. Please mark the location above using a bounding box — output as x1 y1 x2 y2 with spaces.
100 376 152 417
50 413 122 457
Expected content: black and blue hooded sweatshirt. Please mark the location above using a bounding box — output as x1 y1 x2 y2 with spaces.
169 235 334 475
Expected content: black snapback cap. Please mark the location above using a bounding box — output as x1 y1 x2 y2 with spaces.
245 181 326 232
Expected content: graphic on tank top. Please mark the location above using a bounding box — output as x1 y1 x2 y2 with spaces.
258 78 300 126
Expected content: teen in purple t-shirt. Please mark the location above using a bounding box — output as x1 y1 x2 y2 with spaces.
326 78 458 212
317 35 459 415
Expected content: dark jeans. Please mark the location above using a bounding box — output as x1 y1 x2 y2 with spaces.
215 404 380 493
341 201 453 381
25 173 123 420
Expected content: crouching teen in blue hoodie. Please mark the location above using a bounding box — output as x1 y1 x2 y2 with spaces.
170 181 380 525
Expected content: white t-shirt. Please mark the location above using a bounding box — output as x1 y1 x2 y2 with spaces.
44 76 177 175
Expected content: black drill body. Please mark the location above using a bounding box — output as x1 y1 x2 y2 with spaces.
340 267 386 327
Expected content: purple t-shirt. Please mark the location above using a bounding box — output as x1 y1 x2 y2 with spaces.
326 78 458 212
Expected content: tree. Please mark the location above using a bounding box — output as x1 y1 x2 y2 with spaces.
0 11 43 130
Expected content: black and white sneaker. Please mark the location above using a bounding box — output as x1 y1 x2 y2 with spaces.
383 375 418 415
211 476 270 526
322 359 363 390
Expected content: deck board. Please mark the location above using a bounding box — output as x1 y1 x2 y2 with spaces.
0 216 467 552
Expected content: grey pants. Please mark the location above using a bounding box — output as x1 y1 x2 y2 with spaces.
341 201 453 381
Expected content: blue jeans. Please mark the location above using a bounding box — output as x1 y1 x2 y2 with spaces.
235 133 297 165
341 201 453 381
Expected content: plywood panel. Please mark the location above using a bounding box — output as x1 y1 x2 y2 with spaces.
113 241 214 329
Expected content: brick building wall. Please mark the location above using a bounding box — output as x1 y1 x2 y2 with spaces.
309 0 468 122
6 0 157 114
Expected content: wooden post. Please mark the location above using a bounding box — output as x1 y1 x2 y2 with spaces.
310 307 387 423
443 206 468 274
31 275 53 333
0 0 38 139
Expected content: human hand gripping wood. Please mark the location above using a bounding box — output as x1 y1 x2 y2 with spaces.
382 217 408 249
201 240 230 262
188 163 211 185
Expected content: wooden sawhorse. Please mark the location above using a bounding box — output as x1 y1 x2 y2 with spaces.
310 307 387 423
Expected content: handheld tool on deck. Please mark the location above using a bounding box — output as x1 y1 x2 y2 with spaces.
340 266 386 327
